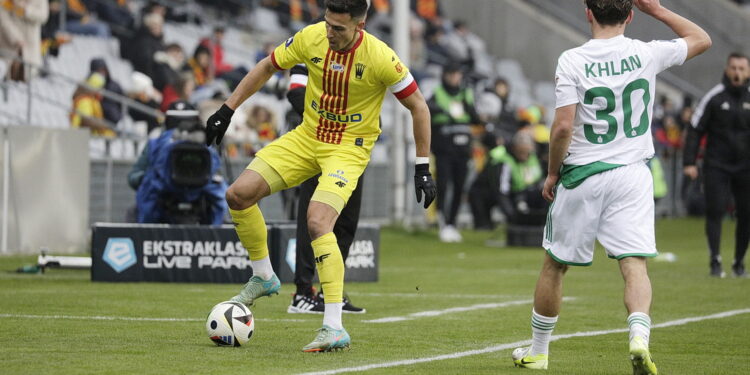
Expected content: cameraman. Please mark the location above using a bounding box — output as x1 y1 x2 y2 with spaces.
129 101 228 225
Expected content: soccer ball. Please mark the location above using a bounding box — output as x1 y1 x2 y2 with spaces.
205 301 255 346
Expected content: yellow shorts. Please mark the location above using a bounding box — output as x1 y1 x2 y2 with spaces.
247 127 371 213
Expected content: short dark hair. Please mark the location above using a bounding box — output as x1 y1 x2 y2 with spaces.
325 0 368 20
728 52 750 63
585 0 633 26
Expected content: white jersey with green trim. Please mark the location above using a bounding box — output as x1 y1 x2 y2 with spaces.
555 35 688 166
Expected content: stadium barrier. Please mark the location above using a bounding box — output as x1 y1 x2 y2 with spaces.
90 222 379 283
0 126 90 254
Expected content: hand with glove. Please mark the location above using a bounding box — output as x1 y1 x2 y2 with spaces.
205 104 235 146
414 162 437 209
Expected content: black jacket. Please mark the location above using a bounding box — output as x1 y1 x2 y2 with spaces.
684 75 750 173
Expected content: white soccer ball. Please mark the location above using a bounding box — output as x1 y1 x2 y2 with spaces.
205 301 255 346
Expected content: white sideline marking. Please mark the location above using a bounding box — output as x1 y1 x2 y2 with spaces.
299 308 750 375
348 292 526 299
362 297 575 324
0 314 307 323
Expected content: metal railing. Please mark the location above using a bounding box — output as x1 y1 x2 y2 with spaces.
0 48 163 134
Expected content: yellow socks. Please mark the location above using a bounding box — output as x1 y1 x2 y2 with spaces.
230 204 273 279
311 232 344 304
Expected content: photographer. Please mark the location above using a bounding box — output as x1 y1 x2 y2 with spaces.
129 101 228 225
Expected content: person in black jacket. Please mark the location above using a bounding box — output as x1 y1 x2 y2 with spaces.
684 52 750 278
285 64 365 314
427 63 480 242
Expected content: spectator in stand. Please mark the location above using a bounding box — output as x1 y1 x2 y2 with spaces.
41 1 71 59
676 96 694 131
161 71 195 112
477 78 519 145
125 12 164 81
82 0 134 40
424 24 451 67
184 44 229 103
143 0 198 24
63 0 110 37
71 72 115 137
200 26 248 89
128 71 162 135
88 58 124 125
411 0 441 26
200 27 234 76
288 0 323 31
469 132 544 230
223 104 279 157
0 0 48 81
152 43 185 92
442 20 485 74
427 63 480 243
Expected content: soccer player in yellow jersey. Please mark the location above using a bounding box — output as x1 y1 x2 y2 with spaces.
205 0 436 352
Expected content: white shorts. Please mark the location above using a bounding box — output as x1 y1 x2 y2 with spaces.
542 162 657 266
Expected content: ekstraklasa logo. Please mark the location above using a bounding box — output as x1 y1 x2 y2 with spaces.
103 238 136 273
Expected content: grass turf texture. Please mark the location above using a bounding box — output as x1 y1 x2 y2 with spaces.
1 217 748 374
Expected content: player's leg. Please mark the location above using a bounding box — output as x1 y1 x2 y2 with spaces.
514 178 599 369
730 172 750 277
332 175 365 313
599 163 658 375
229 128 319 306
704 166 731 277
303 200 350 352
619 257 657 375
226 167 280 305
289 175 324 314
301 146 368 352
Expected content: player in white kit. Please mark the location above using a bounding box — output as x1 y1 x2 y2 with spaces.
511 1 711 373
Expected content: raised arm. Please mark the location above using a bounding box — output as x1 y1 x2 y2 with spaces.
635 0 711 61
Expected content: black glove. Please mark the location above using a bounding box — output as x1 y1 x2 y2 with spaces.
205 104 234 146
414 163 437 209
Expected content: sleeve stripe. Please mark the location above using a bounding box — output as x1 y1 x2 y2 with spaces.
394 81 418 99
289 83 306 90
691 83 724 128
289 74 308 89
270 51 283 71
389 72 415 94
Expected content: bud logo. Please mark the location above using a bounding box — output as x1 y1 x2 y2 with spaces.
103 238 136 273
311 101 363 123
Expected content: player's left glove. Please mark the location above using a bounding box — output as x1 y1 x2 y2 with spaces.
205 104 234 146
414 163 436 209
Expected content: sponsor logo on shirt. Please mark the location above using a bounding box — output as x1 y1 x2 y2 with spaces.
355 63 366 79
310 101 363 123
285 36 294 47
311 56 322 64
330 62 345 72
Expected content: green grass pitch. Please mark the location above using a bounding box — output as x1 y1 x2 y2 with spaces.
1 218 748 374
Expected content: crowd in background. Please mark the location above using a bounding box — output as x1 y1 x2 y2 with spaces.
0 0 719 233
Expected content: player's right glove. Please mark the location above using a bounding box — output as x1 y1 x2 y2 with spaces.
205 104 234 146
414 163 437 209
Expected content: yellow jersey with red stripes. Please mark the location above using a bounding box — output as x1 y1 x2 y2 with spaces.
271 22 418 146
